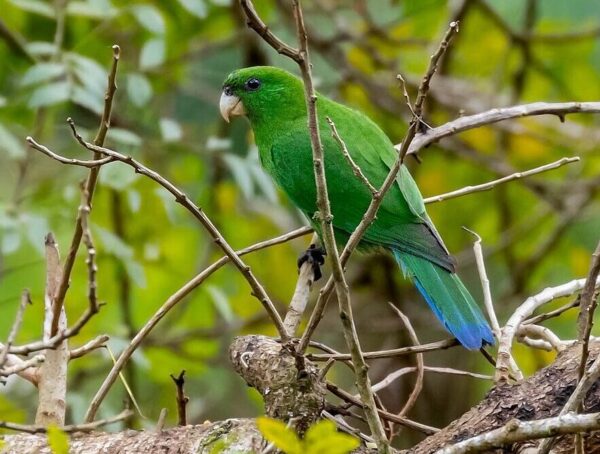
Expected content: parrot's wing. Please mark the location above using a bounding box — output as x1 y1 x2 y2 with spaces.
321 101 455 271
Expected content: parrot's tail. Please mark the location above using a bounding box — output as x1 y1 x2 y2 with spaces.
393 249 494 350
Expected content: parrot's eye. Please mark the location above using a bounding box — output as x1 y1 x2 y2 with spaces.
244 78 261 91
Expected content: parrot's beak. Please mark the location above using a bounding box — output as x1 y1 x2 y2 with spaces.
219 91 246 123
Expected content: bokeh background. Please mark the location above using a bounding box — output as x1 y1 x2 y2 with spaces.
0 0 599 448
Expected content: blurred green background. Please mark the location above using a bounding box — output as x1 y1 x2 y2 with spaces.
0 0 599 448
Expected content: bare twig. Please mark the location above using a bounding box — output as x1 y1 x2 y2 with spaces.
155 408 168 432
69 334 109 360
51 45 120 336
30 121 288 342
439 412 600 454
388 304 424 418
576 240 600 380
326 117 377 195
299 21 460 354
170 370 189 426
308 338 459 361
325 382 438 435
404 102 600 156
424 157 580 204
0 354 44 378
0 409 133 434
83 226 310 422
495 277 600 383
287 1 389 449
0 289 31 371
462 228 500 337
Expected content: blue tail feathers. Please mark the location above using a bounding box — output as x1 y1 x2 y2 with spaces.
393 249 494 350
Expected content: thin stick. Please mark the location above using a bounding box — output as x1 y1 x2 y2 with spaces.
290 1 389 449
298 21 460 354
170 370 189 426
404 102 600 156
388 304 424 418
495 277 600 383
69 335 110 360
0 355 44 377
30 121 288 342
83 226 310 422
0 289 31 371
439 412 600 454
51 45 120 337
576 240 600 381
462 228 500 337
424 157 580 204
0 409 133 434
308 338 459 361
326 117 377 195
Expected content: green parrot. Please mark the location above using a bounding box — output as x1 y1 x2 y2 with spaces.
220 66 493 349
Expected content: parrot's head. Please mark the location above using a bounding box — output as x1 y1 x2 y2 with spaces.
220 66 305 124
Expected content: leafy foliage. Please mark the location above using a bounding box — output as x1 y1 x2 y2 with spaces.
257 417 360 454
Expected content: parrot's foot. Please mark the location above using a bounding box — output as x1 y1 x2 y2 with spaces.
297 244 326 282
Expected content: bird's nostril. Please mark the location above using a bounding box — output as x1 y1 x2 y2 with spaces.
223 85 233 96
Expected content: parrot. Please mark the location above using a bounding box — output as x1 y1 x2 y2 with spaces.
219 66 494 350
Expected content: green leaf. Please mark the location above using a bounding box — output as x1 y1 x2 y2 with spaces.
256 417 302 454
71 86 104 115
28 81 70 108
159 118 183 142
177 0 207 18
109 128 142 146
131 5 166 34
139 39 166 69
99 162 139 190
21 63 65 87
127 73 153 107
47 425 69 454
95 225 133 260
67 53 108 96
304 420 360 454
124 259 147 288
2 230 21 255
0 123 27 158
8 0 54 17
67 0 117 18
26 41 58 57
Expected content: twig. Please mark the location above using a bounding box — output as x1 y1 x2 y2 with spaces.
404 102 600 156
0 409 133 434
495 277 600 383
371 365 492 393
83 226 310 422
51 45 120 337
576 240 600 380
0 354 44 377
170 370 189 426
424 157 580 204
288 1 389 449
388 304 423 418
462 228 500 337
298 21 459 354
308 338 459 361
0 289 31 371
155 408 168 432
69 334 109 360
325 382 438 435
517 324 566 352
326 117 377 195
29 121 288 342
438 412 600 454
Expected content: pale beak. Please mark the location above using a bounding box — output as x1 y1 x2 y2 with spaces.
219 92 246 123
